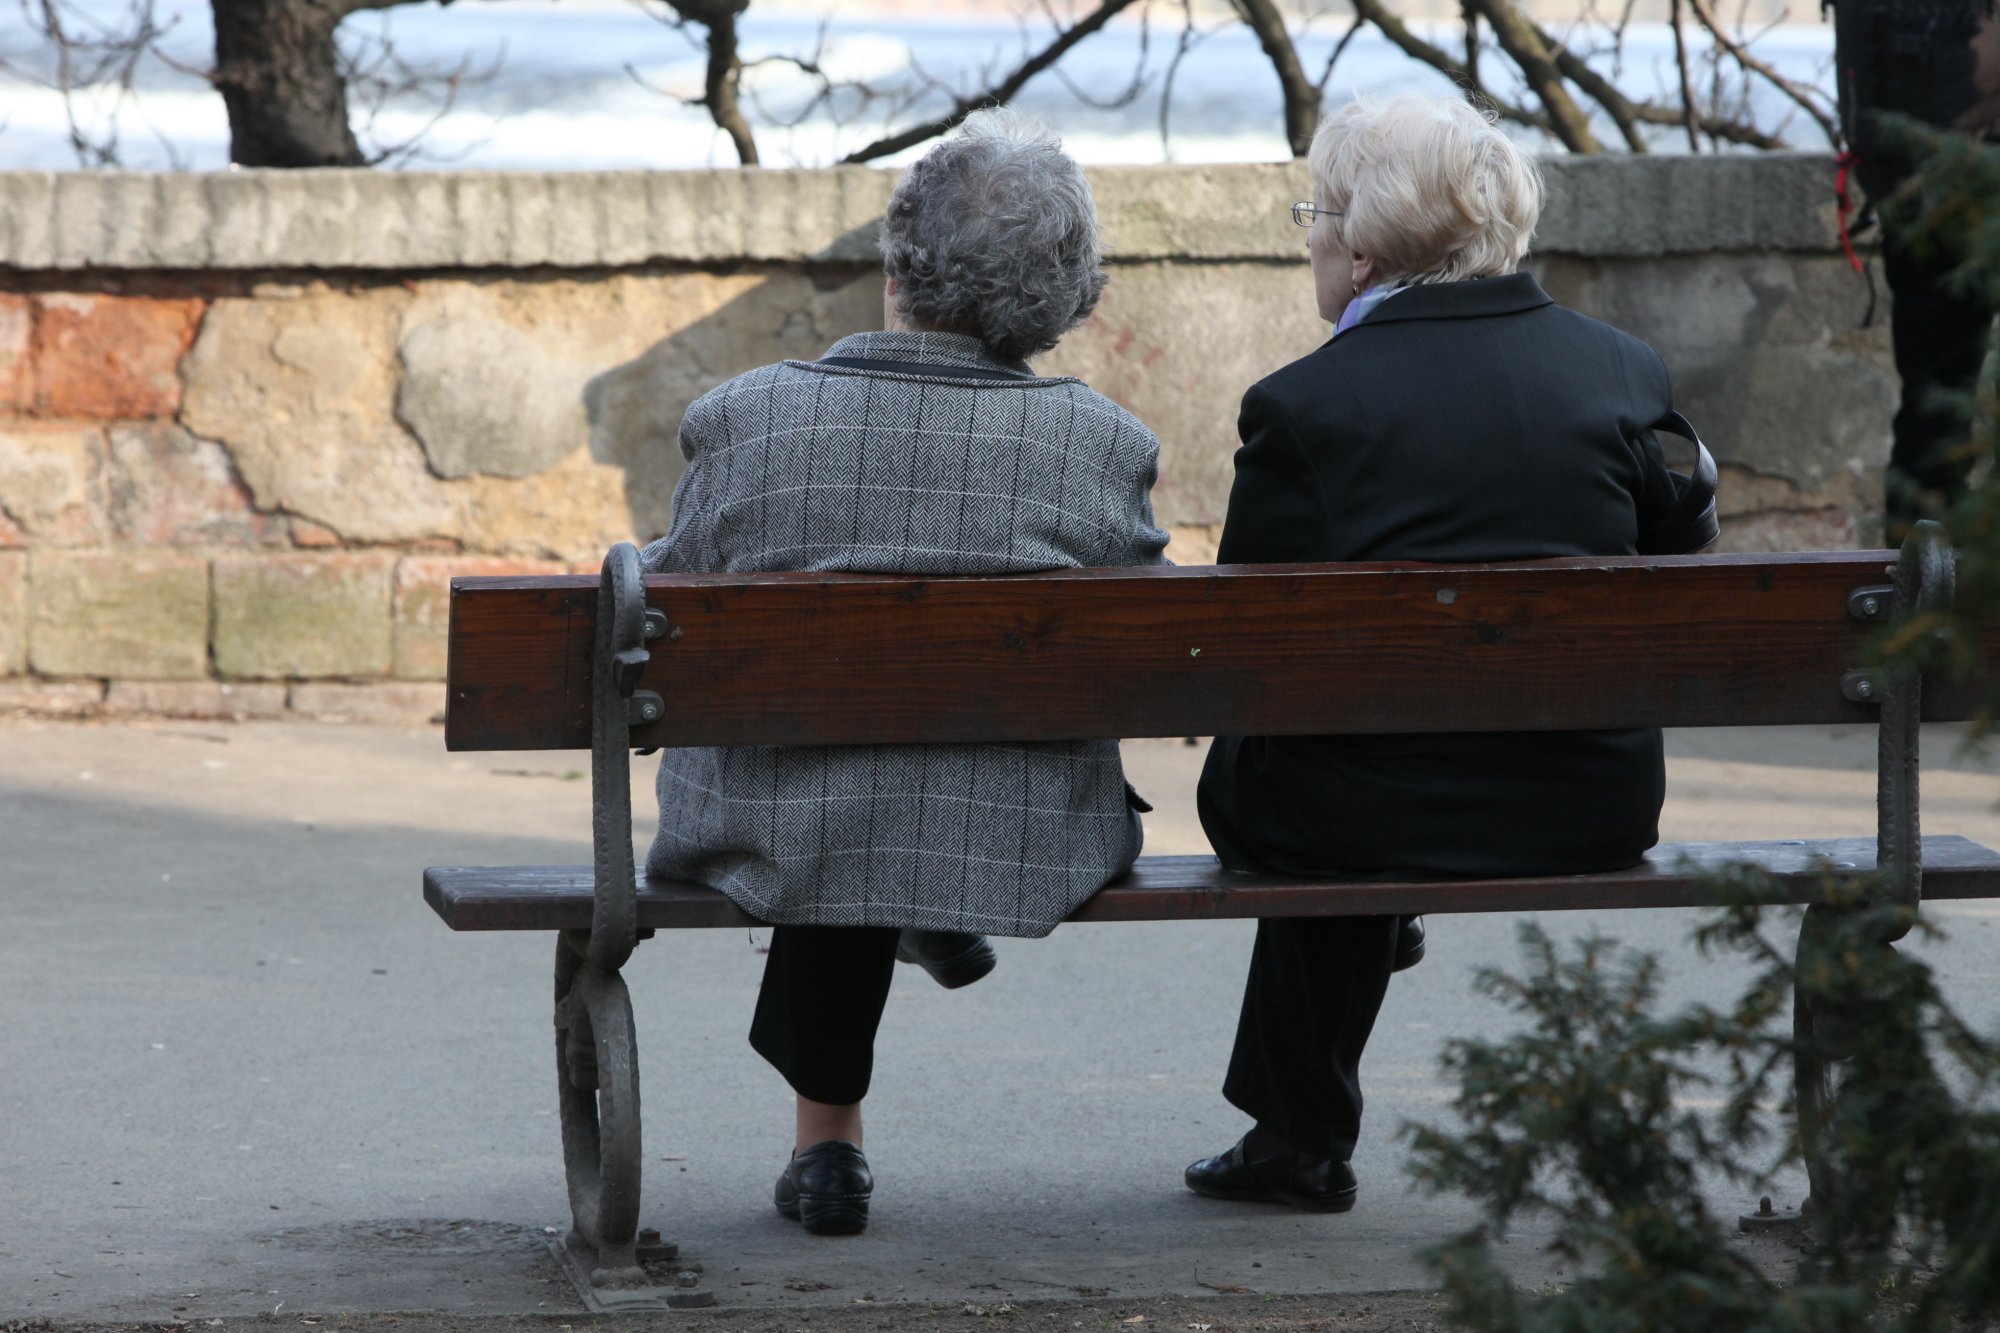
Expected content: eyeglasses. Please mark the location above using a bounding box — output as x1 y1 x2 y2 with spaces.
1291 202 1343 228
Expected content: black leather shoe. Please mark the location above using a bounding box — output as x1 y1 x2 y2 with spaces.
1393 915 1426 973
1184 1133 1357 1212
774 1140 872 1235
895 929 997 989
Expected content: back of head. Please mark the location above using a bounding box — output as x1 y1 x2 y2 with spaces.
1307 94 1543 286
880 109 1106 363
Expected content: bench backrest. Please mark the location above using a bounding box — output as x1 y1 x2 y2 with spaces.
443 550 1994 753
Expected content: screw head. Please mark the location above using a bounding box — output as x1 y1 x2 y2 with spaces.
674 1270 700 1289
1855 679 1874 699
1861 596 1880 616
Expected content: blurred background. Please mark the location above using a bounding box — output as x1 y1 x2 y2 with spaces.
0 0 1836 172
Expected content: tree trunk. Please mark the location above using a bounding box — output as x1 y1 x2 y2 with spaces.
700 3 758 166
211 0 365 166
1232 0 1320 158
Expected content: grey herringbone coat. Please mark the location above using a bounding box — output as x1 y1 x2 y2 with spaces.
642 331 1170 937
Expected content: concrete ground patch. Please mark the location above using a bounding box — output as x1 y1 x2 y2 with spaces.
1 721 1996 1325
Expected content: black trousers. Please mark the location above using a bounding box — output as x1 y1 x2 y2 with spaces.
748 924 900 1106
1880 228 1990 538
1221 914 1401 1163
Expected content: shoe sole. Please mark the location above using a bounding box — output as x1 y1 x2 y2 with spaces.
1184 1179 1358 1213
776 1189 871 1235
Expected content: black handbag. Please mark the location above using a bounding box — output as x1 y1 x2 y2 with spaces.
1637 411 1720 555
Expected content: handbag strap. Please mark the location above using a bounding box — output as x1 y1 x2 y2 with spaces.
816 354 1036 382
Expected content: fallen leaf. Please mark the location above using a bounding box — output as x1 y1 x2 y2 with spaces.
1123 1317 1148 1325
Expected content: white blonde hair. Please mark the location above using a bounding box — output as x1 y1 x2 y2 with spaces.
1306 94 1543 285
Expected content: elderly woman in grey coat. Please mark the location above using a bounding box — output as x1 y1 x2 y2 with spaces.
642 111 1169 1236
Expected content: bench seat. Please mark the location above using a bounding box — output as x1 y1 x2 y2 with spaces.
425 834 2000 932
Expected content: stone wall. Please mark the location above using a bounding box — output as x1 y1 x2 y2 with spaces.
0 154 1888 720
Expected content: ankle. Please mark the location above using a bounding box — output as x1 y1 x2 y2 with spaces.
795 1096 863 1154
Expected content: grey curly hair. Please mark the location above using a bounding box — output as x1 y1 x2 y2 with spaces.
879 109 1107 363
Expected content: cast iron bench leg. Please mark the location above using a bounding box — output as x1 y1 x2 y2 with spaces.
555 930 646 1286
1794 522 1951 1223
550 541 667 1287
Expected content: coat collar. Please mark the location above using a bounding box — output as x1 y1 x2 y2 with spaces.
823 330 1031 374
1344 271 1553 331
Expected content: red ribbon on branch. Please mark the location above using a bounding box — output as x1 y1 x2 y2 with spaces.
1835 150 1865 273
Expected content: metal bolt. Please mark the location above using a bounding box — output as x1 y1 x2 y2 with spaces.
638 1227 662 1246
1860 596 1880 617
642 702 660 720
675 1271 700 1289
1855 679 1874 700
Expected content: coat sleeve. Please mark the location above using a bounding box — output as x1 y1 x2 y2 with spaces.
1109 424 1173 568
1215 382 1334 565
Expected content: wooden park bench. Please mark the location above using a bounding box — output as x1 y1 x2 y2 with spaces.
424 525 2000 1308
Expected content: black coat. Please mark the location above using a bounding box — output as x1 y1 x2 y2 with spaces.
1196 272 1689 879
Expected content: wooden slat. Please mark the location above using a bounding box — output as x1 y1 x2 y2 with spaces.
423 835 2000 932
445 553 1996 752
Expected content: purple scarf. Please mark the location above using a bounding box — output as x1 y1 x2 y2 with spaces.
1334 282 1406 335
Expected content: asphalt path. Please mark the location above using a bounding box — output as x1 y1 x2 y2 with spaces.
3 720 1998 1324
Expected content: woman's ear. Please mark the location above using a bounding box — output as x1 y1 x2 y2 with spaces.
1350 254 1378 292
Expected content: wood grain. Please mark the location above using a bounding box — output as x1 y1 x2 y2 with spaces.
445 552 1995 752
424 835 2000 932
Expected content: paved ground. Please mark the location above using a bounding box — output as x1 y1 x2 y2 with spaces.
3 720 1999 1326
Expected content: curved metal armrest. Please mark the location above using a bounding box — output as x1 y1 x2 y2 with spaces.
587 542 654 974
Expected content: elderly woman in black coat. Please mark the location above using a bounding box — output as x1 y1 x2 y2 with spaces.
1185 93 1716 1211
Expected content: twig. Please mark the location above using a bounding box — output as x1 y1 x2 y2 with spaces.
1317 10 1367 92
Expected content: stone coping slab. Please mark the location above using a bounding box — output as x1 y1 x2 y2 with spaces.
0 154 1841 272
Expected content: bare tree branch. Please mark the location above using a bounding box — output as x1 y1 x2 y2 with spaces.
834 0 1143 165
1229 0 1319 156
1345 0 1548 134
1462 0 1480 90
0 0 181 167
1462 0 1601 152
1682 0 1839 146
1317 10 1367 92
1670 0 1701 151
340 17 499 165
1156 0 1208 157
1046 0 1150 110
